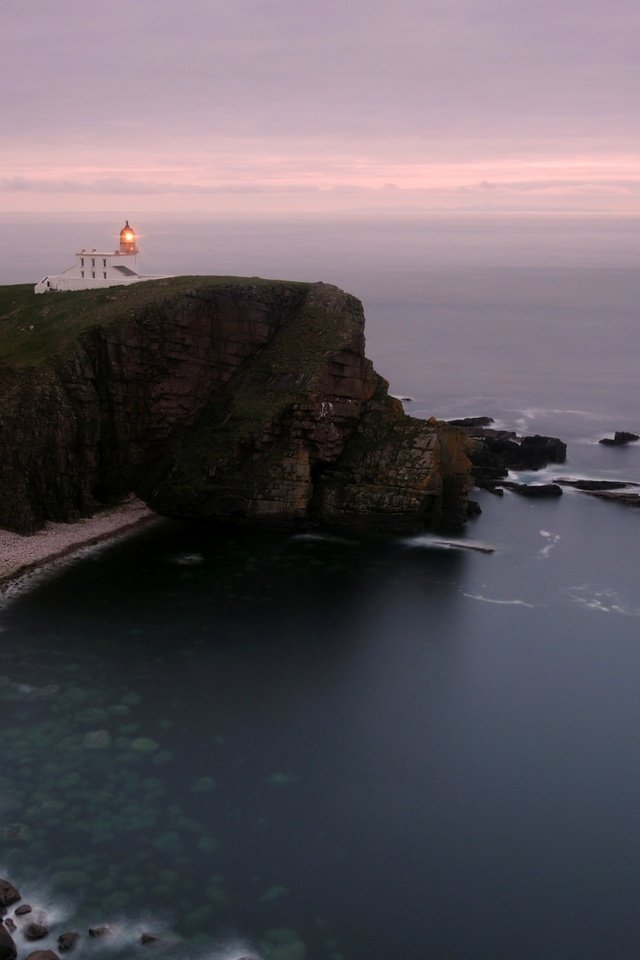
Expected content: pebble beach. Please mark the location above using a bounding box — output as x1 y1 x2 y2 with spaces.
0 498 161 587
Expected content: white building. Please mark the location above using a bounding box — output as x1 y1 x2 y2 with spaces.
35 221 172 294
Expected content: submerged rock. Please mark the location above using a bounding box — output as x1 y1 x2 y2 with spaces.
582 491 640 507
130 738 159 753
82 730 111 750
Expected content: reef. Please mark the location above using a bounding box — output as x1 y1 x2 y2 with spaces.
0 278 473 535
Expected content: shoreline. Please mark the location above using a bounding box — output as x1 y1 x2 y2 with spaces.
0 499 163 590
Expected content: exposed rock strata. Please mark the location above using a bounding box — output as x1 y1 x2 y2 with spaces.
0 279 472 535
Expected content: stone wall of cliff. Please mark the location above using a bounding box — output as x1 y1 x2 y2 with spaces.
0 278 472 535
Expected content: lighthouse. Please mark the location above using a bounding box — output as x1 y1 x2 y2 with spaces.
119 220 138 255
34 221 171 293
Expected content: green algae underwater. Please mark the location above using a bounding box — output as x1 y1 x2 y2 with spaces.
3 520 437 960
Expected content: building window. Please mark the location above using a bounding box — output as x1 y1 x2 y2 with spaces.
81 258 84 266
103 259 106 268
92 258 95 267
92 271 95 278
103 272 107 279
81 270 85 278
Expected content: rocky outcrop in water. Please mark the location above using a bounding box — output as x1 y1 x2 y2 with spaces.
599 431 639 446
0 279 473 535
448 419 567 489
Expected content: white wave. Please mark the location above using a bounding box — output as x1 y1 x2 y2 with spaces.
569 585 639 617
289 532 357 545
511 407 609 423
538 530 561 558
462 592 535 608
170 553 205 566
78 916 179 952
507 467 564 484
403 535 496 554
9 883 76 937
195 936 262 960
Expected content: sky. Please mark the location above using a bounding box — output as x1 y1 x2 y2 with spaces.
1 0 639 215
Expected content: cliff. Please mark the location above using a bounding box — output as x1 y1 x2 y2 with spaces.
0 277 473 535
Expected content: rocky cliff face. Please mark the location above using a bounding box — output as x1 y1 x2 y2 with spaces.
0 278 472 535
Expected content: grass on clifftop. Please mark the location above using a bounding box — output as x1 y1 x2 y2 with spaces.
0 276 310 368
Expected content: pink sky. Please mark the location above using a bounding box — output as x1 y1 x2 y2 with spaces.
2 0 639 215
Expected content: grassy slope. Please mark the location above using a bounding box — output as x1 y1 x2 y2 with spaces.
0 276 309 368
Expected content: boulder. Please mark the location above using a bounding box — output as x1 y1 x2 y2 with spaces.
57 932 79 953
24 952 60 960
14 904 32 916
0 881 20 911
88 927 111 938
24 923 49 941
3 921 15 934
0 925 16 960
511 435 567 468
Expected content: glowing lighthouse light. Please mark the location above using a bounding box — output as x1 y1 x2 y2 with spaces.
119 220 138 255
35 220 171 293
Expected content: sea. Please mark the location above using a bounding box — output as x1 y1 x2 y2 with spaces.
1 213 639 960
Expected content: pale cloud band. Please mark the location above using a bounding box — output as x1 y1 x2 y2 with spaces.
2 0 638 214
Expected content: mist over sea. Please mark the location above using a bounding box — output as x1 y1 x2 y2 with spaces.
1 214 640 959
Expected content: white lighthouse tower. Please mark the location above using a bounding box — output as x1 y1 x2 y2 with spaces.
34 221 171 293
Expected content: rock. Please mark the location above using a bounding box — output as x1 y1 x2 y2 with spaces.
57 932 79 953
88 927 111 938
3 921 15 934
14 904 32 916
581 491 640 507
510 435 567 468
0 925 16 960
0 280 473 536
140 933 162 946
599 431 639 445
556 478 638 490
24 923 49 941
501 482 563 498
24 952 60 960
464 430 567 481
448 416 494 427
0 881 20 910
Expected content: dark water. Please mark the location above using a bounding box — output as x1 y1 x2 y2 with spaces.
1 216 640 959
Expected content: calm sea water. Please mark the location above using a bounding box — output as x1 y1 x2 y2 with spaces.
1 215 640 960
